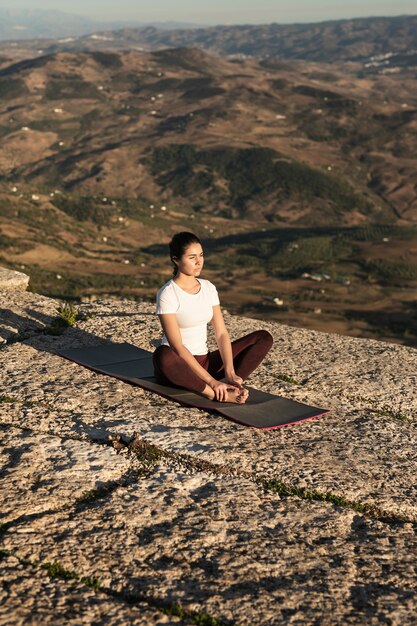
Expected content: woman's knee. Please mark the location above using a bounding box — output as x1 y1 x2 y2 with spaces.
255 329 274 349
153 345 177 368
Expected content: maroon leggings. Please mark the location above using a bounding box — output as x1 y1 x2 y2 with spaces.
152 330 273 394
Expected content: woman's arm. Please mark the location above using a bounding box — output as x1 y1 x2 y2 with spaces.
211 305 243 387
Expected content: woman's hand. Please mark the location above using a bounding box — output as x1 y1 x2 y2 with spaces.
224 373 244 389
210 379 238 402
223 373 249 403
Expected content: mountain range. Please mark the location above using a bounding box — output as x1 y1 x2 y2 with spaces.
87 15 417 66
0 18 416 345
0 8 203 41
1 14 417 72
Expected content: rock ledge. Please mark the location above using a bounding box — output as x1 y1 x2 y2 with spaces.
0 267 30 291
1 287 416 626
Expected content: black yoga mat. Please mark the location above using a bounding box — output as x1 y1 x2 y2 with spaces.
60 343 329 430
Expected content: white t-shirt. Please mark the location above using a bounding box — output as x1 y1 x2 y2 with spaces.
156 278 220 355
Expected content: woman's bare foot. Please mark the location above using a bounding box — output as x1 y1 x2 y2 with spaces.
220 386 247 404
201 384 248 404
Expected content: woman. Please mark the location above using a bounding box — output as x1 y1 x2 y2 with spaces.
153 232 273 404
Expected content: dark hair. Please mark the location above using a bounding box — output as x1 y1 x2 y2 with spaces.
169 231 202 276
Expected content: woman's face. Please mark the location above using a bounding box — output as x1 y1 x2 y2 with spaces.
174 243 204 277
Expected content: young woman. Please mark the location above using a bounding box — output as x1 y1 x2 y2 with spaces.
153 232 273 404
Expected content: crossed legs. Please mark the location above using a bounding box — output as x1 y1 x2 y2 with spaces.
152 330 273 397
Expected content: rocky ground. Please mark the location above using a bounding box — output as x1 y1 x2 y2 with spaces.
0 271 416 625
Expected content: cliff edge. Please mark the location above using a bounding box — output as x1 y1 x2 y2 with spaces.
1 270 416 625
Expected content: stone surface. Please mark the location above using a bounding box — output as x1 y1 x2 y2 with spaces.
0 288 416 624
0 426 131 523
0 556 182 625
0 268 29 292
3 470 416 626
0 289 57 342
0 291 415 521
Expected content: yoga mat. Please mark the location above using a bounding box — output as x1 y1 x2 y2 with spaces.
59 343 329 430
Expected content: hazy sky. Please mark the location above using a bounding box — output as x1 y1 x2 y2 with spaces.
3 0 417 24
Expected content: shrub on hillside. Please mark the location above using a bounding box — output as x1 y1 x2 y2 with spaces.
79 108 101 131
90 51 123 68
182 86 226 100
147 143 373 216
179 77 225 100
53 196 110 225
0 78 28 99
365 259 417 282
345 226 416 242
0 54 51 77
293 85 358 112
45 79 103 100
270 78 289 90
157 115 191 133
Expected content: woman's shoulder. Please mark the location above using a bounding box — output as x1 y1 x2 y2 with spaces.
199 278 217 291
200 278 220 305
157 279 175 297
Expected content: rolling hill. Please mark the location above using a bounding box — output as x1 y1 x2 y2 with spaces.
0 47 416 222
0 43 416 345
1 15 417 72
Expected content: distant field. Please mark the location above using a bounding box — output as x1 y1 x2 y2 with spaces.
1 190 415 347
